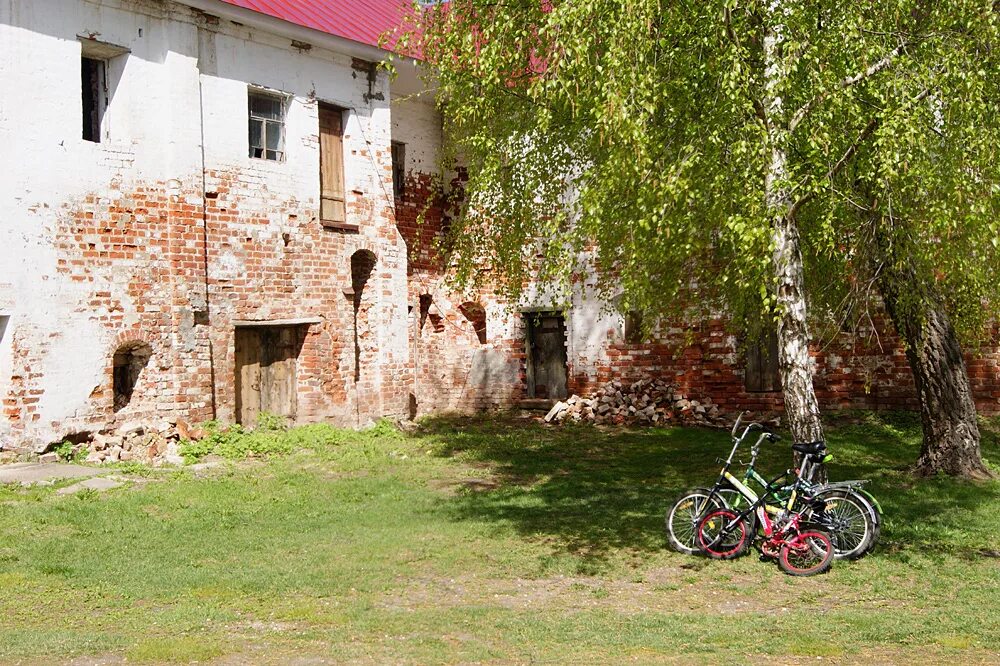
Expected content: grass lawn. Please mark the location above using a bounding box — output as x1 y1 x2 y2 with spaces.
0 413 998 664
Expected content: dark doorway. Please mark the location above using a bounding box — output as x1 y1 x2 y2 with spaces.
525 312 568 400
235 327 301 425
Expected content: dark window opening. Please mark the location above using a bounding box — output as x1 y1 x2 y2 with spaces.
418 294 433 332
745 328 781 392
391 141 406 198
459 302 487 344
624 310 643 344
249 90 286 161
82 57 105 143
0 315 9 344
113 342 152 411
351 250 377 383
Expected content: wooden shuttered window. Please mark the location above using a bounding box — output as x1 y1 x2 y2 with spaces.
319 103 348 227
745 328 781 393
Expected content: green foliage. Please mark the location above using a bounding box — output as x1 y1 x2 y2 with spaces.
175 418 400 464
254 411 288 432
53 441 74 462
364 418 403 440
396 1 1000 339
113 461 154 477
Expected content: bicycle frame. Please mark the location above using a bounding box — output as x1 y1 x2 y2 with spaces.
737 437 884 517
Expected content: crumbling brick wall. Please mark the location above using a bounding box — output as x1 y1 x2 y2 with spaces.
0 0 410 450
571 316 1000 416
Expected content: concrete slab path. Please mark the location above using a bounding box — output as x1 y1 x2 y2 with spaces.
0 462 106 486
56 477 124 495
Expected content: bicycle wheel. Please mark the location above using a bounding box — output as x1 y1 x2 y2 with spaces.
853 488 883 548
665 489 725 555
696 509 750 560
813 489 877 560
779 529 834 576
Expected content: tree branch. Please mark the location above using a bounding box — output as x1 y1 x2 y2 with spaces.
789 41 909 132
724 7 767 124
789 86 932 218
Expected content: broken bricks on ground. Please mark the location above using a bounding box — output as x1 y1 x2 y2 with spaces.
544 378 728 427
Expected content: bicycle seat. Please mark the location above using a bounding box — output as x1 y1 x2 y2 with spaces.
792 440 826 455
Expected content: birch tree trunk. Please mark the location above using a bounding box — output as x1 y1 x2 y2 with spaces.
873 229 995 480
763 9 826 449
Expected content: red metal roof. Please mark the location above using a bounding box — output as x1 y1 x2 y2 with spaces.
217 0 412 51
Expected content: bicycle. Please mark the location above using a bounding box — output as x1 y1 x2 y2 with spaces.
725 430 881 559
666 414 880 559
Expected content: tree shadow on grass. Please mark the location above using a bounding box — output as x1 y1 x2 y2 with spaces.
414 412 1000 569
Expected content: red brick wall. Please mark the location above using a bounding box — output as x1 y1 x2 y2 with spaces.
572 318 1000 416
395 171 525 415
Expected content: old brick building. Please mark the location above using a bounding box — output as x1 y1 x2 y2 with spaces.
3 0 999 453
0 0 526 452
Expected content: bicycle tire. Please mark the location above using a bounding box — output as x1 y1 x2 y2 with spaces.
813 489 878 560
665 489 725 555
696 508 750 560
778 528 834 576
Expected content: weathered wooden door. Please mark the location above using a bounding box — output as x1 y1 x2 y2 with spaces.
235 327 298 425
525 313 568 399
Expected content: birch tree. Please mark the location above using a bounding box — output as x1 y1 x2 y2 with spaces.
399 1 1000 477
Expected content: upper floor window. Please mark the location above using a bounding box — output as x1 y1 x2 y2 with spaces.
79 37 128 144
248 90 286 161
391 141 406 198
81 57 105 143
319 103 348 227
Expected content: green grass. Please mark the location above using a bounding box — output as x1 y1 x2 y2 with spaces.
0 413 997 664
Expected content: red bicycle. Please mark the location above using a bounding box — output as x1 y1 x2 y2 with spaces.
697 502 834 577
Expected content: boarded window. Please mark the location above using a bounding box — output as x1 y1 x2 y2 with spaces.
319 103 347 226
248 90 286 161
113 342 151 411
82 57 105 143
391 141 406 198
745 329 781 392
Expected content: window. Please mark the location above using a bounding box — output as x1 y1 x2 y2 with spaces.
319 103 348 226
624 310 643 344
745 328 781 392
391 141 406 198
0 315 9 344
248 90 286 161
459 302 487 344
80 38 129 143
82 57 105 143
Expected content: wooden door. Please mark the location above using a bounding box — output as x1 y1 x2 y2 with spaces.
526 313 568 399
235 327 298 425
260 327 298 419
235 328 262 425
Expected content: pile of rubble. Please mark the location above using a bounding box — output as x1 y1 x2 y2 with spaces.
543 378 727 427
75 419 205 466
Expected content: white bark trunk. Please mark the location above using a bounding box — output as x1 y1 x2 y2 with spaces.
764 6 825 446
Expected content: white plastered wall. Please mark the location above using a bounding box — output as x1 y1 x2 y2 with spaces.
0 0 409 447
